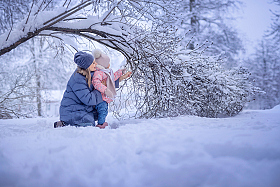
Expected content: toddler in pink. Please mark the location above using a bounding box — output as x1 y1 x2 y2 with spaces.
92 49 126 126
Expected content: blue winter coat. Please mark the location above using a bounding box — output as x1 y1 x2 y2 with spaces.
59 69 119 126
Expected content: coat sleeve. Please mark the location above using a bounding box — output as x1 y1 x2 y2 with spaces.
71 79 99 106
114 69 123 81
92 71 107 93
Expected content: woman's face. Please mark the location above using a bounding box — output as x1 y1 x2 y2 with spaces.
88 60 97 72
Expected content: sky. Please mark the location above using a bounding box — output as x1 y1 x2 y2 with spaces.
234 0 280 56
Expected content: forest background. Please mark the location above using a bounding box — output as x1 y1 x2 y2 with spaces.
0 0 279 119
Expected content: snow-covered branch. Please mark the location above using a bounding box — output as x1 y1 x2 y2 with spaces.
0 0 177 58
0 0 93 56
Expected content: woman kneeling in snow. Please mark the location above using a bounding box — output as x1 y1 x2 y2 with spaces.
54 51 129 129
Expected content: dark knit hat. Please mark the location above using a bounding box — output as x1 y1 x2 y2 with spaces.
74 51 94 69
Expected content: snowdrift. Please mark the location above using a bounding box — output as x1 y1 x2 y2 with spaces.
0 106 280 187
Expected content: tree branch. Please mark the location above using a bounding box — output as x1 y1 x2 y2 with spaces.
0 0 93 57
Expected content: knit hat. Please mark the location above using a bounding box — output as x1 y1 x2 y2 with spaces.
74 51 94 69
92 49 110 68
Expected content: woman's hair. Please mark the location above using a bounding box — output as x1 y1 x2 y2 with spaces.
76 66 92 88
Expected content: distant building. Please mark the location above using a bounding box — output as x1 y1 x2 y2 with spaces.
42 90 64 117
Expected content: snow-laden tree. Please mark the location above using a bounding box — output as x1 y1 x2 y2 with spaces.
0 0 244 62
243 0 280 110
0 0 254 118
0 53 36 118
0 0 180 118
0 37 74 118
267 0 280 48
171 0 244 67
0 0 180 58
0 0 31 34
27 37 74 116
111 24 255 119
244 39 280 109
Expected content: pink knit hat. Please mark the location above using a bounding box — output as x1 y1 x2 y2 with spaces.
92 49 110 68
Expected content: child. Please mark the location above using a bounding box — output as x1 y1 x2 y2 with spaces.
92 49 131 128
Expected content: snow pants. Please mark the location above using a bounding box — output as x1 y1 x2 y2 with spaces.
95 101 108 125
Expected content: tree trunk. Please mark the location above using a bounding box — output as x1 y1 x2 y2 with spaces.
32 38 42 116
36 75 42 116
189 0 198 50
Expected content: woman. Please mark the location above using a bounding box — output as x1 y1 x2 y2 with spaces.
54 51 120 129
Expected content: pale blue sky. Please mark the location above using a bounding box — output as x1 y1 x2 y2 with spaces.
234 0 279 56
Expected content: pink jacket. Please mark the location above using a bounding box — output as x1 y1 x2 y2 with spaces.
92 68 123 103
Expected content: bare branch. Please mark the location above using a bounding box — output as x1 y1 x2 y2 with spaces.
43 0 91 26
102 0 124 24
23 0 35 32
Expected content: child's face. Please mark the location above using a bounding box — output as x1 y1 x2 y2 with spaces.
88 60 97 71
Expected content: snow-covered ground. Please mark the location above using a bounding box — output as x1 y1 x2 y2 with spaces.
1 106 280 187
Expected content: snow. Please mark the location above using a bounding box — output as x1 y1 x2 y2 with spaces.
0 106 280 187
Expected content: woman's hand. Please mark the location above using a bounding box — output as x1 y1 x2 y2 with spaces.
120 71 132 82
